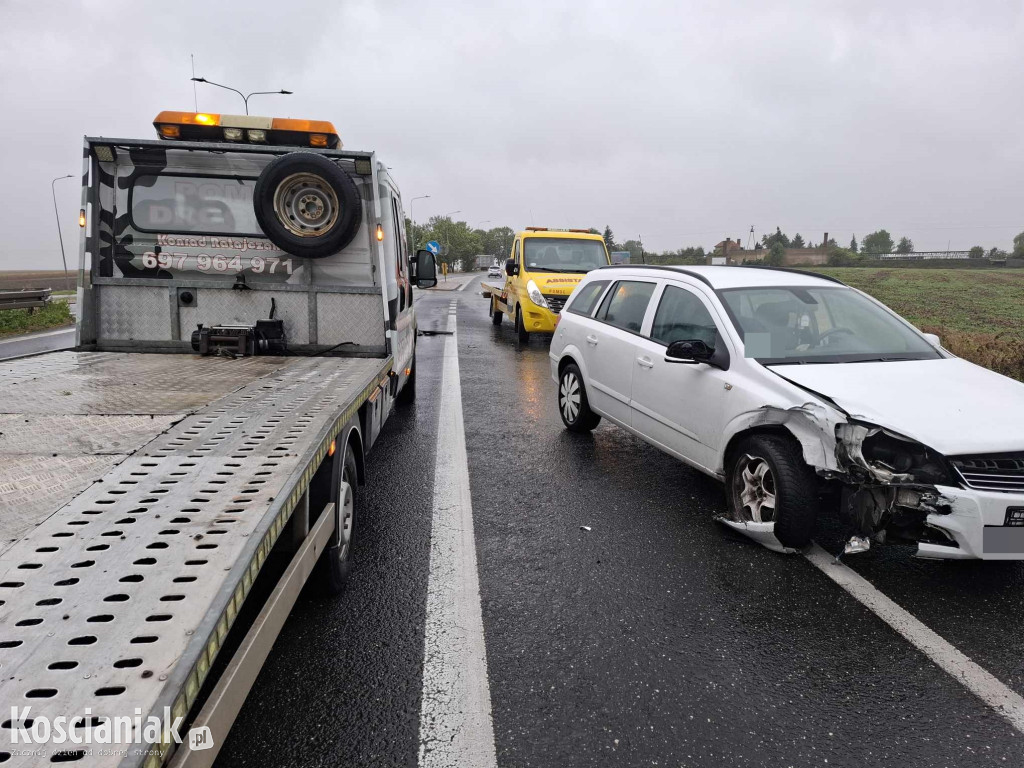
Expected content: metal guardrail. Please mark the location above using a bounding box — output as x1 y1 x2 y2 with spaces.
0 288 51 311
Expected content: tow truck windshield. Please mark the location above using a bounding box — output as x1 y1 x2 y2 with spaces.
523 237 607 272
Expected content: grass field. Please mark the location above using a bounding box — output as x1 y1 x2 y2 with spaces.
0 270 75 291
806 267 1024 380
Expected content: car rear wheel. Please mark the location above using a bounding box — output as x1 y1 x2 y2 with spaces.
558 363 601 432
516 307 530 343
726 435 818 548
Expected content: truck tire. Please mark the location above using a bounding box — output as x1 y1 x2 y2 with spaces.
253 152 362 259
558 362 601 432
516 306 530 343
726 435 818 548
397 352 416 405
317 446 359 594
491 300 503 326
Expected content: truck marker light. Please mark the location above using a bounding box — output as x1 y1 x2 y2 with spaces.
158 125 180 138
328 440 336 458
376 224 385 242
78 209 86 227
246 129 266 142
309 133 328 147
223 127 243 141
193 113 216 124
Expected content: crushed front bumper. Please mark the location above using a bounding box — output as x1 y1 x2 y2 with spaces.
919 486 1024 560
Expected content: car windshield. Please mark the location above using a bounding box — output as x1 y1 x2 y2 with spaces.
523 237 608 273
718 285 942 364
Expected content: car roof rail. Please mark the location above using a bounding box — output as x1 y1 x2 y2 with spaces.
596 263 715 289
735 264 846 285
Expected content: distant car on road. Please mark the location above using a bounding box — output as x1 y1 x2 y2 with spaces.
487 264 502 278
550 264 1024 560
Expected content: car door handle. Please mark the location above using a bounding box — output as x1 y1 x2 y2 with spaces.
585 334 599 345
636 356 654 368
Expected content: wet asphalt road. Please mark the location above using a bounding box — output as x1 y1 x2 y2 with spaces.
219 275 1024 767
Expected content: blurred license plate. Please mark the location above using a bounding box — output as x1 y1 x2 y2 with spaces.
984 524 1024 554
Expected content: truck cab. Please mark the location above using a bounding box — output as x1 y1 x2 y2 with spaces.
484 228 610 342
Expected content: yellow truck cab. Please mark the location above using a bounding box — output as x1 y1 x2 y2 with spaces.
481 227 611 342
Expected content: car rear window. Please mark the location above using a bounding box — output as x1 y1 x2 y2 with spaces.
566 280 609 316
596 280 656 333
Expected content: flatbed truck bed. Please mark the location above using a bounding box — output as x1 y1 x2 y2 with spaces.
0 350 391 767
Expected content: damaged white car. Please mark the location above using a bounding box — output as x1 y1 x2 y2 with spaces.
550 265 1024 559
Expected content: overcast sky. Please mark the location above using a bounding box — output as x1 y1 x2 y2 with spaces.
1 0 1022 270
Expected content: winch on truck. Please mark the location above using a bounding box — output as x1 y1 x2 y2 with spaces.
0 110 437 767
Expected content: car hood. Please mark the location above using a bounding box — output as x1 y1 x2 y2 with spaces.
527 273 586 295
769 358 1024 456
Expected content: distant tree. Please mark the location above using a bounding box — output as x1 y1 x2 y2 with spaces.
861 229 895 254
790 233 806 249
766 242 786 266
849 235 858 253
761 227 790 249
968 245 985 259
827 247 861 267
620 239 643 263
895 236 914 254
1013 231 1024 257
480 226 515 259
602 226 616 252
989 247 1010 259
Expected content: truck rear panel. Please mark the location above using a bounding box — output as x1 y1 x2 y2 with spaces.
0 350 390 767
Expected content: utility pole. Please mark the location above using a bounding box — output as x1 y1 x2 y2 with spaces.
51 175 73 288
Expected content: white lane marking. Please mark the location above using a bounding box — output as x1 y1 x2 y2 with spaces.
419 300 498 768
805 543 1024 733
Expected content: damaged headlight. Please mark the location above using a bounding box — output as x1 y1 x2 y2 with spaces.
836 422 956 486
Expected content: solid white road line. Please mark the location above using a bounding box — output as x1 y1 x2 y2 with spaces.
418 300 498 768
805 543 1024 733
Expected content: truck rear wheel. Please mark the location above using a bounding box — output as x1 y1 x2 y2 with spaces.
316 445 359 594
491 300 503 326
253 152 362 259
516 307 530 343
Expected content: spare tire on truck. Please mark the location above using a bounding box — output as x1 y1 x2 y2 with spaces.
253 152 362 259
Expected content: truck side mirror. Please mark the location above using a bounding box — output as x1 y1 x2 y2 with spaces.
504 258 518 277
412 250 438 288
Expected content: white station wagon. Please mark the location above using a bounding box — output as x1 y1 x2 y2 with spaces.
550 265 1024 559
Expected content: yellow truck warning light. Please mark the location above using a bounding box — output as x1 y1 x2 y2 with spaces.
153 111 343 149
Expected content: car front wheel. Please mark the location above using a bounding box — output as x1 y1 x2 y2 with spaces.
558 363 601 432
726 435 818 548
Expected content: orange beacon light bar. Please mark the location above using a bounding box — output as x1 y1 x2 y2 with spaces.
153 111 342 149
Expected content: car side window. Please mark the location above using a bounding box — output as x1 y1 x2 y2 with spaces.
596 280 656 333
566 280 609 317
649 285 719 347
512 240 520 267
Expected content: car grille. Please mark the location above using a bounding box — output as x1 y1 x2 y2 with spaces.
544 294 568 314
950 452 1024 493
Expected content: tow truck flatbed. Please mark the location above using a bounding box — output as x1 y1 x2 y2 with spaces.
0 351 390 767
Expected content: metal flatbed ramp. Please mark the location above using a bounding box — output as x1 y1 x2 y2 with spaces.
0 352 389 767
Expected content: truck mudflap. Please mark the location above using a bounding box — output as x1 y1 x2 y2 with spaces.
0 353 390 767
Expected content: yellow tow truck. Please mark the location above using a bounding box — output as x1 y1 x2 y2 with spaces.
481 227 611 342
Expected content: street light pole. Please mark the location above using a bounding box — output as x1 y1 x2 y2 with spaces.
409 195 430 251
441 210 461 267
51 174 73 288
190 78 292 115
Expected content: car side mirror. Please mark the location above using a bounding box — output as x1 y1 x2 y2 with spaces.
922 332 941 348
412 250 438 288
666 339 714 364
504 258 519 277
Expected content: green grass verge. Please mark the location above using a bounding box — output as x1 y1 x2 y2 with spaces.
0 301 75 338
802 267 1024 380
